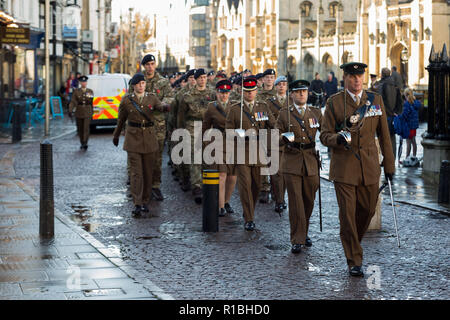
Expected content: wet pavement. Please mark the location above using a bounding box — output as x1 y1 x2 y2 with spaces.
0 136 171 300
3 119 448 300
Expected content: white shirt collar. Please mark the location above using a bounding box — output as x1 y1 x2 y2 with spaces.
346 89 363 102
294 102 307 113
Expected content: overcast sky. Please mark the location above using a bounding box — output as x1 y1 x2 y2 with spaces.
111 1 176 23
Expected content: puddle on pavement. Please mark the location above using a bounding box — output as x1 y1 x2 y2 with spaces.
67 204 124 233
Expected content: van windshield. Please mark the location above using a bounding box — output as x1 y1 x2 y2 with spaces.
87 77 128 97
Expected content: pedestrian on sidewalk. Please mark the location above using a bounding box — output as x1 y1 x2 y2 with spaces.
113 73 170 217
399 88 421 167
320 62 395 277
68 76 94 150
276 79 322 254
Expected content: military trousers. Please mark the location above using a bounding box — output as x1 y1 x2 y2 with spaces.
271 151 286 204
152 119 166 189
236 165 262 222
128 151 156 206
76 117 91 145
284 173 319 245
334 182 379 267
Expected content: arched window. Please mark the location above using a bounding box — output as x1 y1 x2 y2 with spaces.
329 1 339 18
300 1 312 18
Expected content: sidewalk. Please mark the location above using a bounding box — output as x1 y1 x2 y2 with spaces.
0 116 76 144
0 149 173 300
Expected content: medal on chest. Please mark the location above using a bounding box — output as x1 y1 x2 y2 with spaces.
365 102 382 117
254 112 268 121
308 117 319 128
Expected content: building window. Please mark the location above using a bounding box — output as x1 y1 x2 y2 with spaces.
300 1 312 18
329 2 339 18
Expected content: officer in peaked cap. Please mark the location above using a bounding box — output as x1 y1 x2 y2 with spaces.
69 75 94 150
289 79 310 91
225 75 276 231
320 61 395 277
277 78 322 254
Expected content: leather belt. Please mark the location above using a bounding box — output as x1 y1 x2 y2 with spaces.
128 121 154 128
290 142 315 150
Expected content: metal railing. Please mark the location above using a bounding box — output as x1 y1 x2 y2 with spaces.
424 44 450 140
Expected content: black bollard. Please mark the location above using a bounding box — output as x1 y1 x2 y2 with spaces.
12 103 22 143
438 160 450 204
202 169 219 232
40 140 54 238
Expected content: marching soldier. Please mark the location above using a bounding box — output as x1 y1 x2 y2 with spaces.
257 68 277 204
178 68 216 204
225 76 276 231
112 73 170 217
170 69 196 190
68 75 94 150
207 70 216 90
320 62 395 276
229 75 242 102
139 54 175 201
202 79 237 216
276 80 322 254
268 76 290 213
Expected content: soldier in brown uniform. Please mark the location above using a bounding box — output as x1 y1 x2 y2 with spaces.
269 76 290 214
68 75 94 150
276 80 322 254
257 68 277 203
112 73 170 217
139 54 175 201
320 62 395 277
225 76 276 231
202 79 237 217
178 68 216 204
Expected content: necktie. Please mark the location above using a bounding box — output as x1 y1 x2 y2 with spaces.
355 96 360 106
248 103 253 113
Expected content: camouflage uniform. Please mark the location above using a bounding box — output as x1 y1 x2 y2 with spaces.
229 89 242 103
178 86 216 191
169 85 192 185
256 86 277 202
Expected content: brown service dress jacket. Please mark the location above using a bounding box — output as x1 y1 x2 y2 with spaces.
225 100 276 167
113 92 164 154
69 88 94 119
276 105 322 177
319 90 395 186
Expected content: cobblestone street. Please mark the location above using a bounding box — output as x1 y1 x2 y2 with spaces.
4 124 448 300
